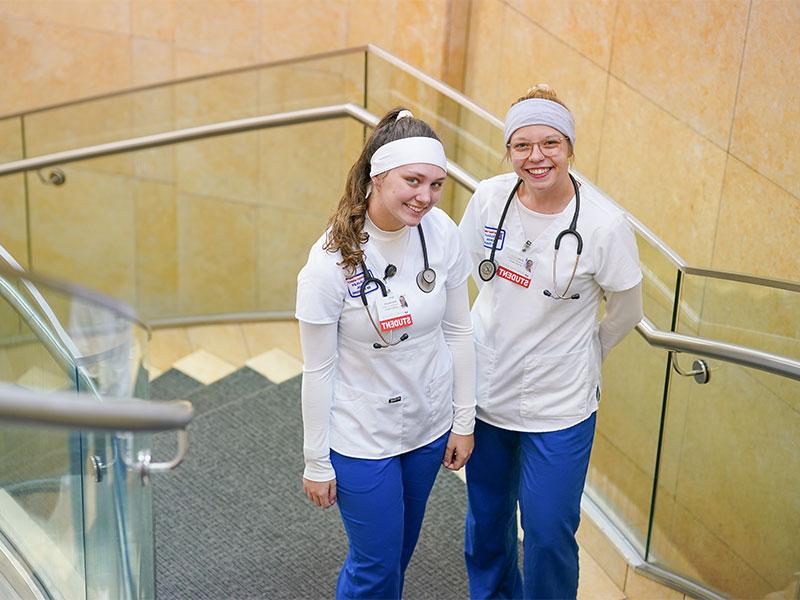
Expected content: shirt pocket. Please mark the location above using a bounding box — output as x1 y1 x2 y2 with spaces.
331 380 402 454
521 349 589 419
425 364 454 427
474 340 496 409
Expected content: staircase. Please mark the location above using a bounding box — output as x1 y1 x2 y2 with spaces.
146 322 627 599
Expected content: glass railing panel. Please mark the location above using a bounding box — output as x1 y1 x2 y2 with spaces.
650 359 800 598
21 50 365 168
18 117 366 322
647 273 800 597
366 51 506 219
257 51 365 115
0 117 28 269
0 267 153 599
678 274 799 398
584 231 680 554
0 273 85 599
64 295 152 600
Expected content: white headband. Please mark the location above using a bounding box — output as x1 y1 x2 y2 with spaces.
369 137 448 177
503 98 575 146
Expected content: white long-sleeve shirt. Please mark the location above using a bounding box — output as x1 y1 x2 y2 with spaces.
296 208 476 481
459 173 643 432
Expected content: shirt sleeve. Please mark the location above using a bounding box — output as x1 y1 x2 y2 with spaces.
295 244 345 325
458 190 488 288
599 282 643 360
441 280 476 434
593 214 643 293
445 216 474 289
299 321 338 482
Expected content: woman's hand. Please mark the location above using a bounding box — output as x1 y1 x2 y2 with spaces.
303 477 337 509
442 432 474 470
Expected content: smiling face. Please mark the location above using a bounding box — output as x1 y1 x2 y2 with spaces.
508 124 573 203
368 163 446 231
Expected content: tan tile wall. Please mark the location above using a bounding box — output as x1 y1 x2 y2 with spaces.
0 0 459 117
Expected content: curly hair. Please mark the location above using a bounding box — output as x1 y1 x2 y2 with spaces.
323 108 442 275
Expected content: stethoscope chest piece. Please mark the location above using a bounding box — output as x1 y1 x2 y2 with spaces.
416 267 436 293
478 259 497 282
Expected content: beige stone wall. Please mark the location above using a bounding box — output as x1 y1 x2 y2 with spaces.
0 0 464 318
464 0 799 284
0 0 461 117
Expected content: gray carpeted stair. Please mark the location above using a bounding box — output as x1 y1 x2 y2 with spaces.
151 369 470 599
149 369 205 401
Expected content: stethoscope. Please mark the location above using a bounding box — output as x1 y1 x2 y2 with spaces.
359 224 436 349
479 173 583 300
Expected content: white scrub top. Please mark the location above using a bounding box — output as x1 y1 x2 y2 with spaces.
459 172 642 432
295 207 472 459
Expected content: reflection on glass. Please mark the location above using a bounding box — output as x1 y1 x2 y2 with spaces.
651 359 800 598
0 268 152 599
650 274 800 597
0 274 85 599
583 232 679 554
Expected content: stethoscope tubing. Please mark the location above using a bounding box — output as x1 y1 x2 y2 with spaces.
479 173 583 299
359 222 435 348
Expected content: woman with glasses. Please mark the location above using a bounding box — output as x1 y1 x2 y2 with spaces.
458 85 643 599
295 108 475 599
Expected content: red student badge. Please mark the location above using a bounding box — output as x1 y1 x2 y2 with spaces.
376 293 413 332
497 249 533 288
497 265 531 288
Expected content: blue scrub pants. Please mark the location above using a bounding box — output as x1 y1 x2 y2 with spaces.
330 431 448 599
464 414 596 600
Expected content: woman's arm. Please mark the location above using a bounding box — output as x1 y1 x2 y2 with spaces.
598 282 643 361
441 280 476 469
299 321 338 507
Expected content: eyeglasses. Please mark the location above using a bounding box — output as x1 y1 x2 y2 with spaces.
507 136 567 159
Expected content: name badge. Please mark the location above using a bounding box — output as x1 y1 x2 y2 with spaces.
497 249 532 288
483 225 506 250
346 269 379 299
376 293 413 332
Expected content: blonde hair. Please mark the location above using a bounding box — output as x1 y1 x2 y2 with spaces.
323 108 442 275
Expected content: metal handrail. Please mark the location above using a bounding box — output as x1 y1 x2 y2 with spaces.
0 383 193 432
637 318 800 381
0 272 96 393
2 41 793 294
0 263 150 336
0 104 796 383
0 103 482 193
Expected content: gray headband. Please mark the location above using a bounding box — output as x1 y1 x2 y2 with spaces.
503 99 575 146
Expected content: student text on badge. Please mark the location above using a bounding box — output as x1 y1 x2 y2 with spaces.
497 265 531 288
379 314 413 332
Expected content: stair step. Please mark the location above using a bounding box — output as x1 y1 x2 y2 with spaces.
149 369 204 401
172 349 237 385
